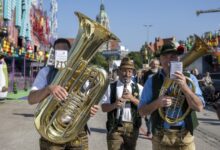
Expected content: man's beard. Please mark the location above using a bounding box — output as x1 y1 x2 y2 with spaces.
151 68 158 73
121 78 130 84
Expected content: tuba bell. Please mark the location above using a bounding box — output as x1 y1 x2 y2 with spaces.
158 35 210 124
34 12 120 144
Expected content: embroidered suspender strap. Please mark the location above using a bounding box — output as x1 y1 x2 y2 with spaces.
131 83 142 128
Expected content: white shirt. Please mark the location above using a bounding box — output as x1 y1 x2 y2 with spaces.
101 80 143 122
31 66 50 91
31 66 91 92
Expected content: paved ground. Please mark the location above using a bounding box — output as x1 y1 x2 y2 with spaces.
0 100 219 150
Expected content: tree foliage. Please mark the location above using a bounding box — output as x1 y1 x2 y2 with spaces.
127 52 142 70
90 51 143 71
90 52 109 71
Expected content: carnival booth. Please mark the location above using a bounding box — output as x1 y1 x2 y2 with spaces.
0 0 52 92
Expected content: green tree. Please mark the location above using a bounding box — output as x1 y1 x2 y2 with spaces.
90 52 109 71
127 52 142 70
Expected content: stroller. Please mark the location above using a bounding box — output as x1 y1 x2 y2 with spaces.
201 85 216 104
213 96 220 120
199 77 216 104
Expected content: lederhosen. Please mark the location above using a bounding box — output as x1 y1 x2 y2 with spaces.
106 81 141 150
150 72 199 149
39 66 88 150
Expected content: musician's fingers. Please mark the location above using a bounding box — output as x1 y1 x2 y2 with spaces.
60 87 68 96
57 90 67 100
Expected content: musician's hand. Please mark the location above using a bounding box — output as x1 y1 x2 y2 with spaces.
122 90 133 102
173 71 187 89
114 98 125 108
90 105 99 117
158 96 172 107
48 85 68 101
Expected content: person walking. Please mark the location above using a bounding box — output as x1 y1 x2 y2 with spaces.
101 57 143 150
200 72 215 103
142 59 160 85
0 54 8 99
138 43 205 150
28 38 99 150
142 59 160 138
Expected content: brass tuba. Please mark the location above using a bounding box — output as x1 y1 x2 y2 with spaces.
34 12 120 144
158 35 210 124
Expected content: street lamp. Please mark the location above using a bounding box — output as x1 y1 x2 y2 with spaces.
144 24 152 43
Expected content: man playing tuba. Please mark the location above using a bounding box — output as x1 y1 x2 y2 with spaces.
138 43 205 150
28 38 99 150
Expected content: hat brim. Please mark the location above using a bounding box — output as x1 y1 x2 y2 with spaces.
157 49 183 57
119 65 135 69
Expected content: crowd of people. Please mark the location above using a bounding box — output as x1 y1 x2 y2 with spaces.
27 38 219 150
191 69 219 103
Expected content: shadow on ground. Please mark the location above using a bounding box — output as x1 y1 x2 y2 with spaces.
13 113 34 117
198 117 220 125
90 127 106 134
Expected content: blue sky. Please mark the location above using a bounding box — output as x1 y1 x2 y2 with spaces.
44 0 220 51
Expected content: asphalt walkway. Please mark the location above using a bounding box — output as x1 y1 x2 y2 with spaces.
0 100 219 150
